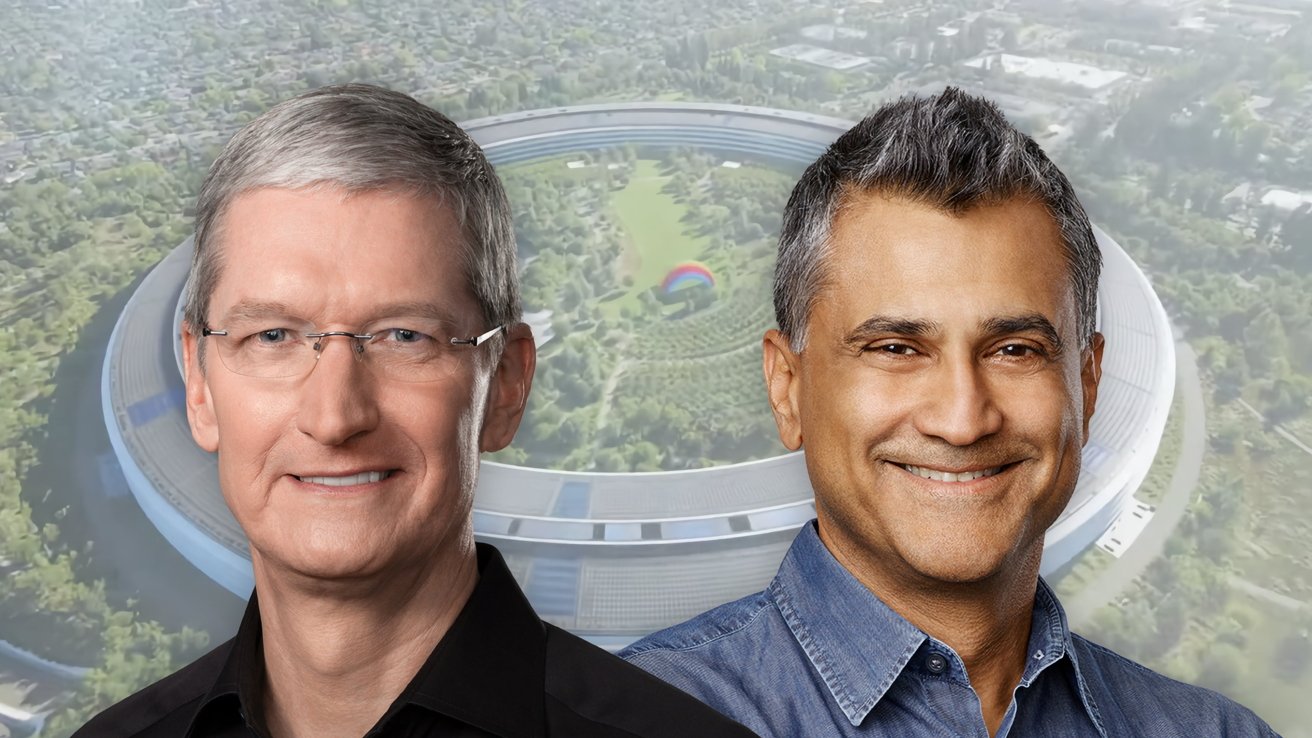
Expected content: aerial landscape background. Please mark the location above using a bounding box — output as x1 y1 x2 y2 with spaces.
1 0 1310 734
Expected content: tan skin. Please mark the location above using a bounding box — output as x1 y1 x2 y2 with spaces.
181 186 535 738
763 193 1104 737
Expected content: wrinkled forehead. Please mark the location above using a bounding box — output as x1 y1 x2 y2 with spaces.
208 185 478 324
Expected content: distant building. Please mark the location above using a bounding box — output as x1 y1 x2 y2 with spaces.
799 24 868 43
963 54 1129 92
1260 187 1312 213
887 37 919 61
1177 6 1294 39
982 8 1023 25
1102 39 1186 59
769 44 870 71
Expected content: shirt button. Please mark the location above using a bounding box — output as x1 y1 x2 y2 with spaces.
926 653 948 675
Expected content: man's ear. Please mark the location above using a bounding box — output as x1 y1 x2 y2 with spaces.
480 323 537 453
181 322 220 453
1081 331 1106 442
763 328 804 451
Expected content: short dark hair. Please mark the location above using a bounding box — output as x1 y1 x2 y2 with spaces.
774 86 1100 350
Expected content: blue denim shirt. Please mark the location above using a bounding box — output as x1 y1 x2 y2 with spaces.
621 522 1279 738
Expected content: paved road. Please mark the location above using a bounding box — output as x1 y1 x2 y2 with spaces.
1066 340 1206 629
1229 575 1309 613
1236 398 1312 456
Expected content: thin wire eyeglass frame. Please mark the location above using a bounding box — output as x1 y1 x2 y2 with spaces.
199 324 506 381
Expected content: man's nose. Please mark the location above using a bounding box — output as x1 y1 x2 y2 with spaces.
913 357 1003 447
296 337 380 446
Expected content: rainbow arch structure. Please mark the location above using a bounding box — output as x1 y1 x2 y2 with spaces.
660 261 715 294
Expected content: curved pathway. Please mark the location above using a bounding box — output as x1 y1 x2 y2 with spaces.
1066 339 1207 628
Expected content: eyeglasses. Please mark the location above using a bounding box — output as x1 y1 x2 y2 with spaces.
201 321 505 382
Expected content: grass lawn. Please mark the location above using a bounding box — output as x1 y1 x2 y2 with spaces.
607 159 710 313
1137 385 1184 506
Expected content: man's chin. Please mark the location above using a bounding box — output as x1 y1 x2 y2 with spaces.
250 538 397 586
897 544 1017 587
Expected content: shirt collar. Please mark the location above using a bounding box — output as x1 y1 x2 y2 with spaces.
400 542 547 736
185 588 266 737
185 543 547 738
1021 577 1072 687
769 521 928 727
1033 579 1106 733
771 521 1094 729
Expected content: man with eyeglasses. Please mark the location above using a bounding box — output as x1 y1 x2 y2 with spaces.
76 84 755 738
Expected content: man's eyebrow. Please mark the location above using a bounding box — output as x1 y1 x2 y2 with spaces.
841 315 941 347
217 300 459 326
981 314 1065 354
364 301 460 324
219 300 299 325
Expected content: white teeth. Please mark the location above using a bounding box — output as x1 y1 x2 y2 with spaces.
298 470 392 487
900 464 1002 482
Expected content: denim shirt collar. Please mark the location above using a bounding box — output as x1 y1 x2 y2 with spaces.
770 522 1098 730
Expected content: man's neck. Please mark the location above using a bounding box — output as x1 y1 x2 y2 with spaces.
820 527 1041 738
250 538 480 738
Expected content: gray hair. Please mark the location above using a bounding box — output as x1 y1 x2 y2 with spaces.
774 87 1100 351
185 83 519 352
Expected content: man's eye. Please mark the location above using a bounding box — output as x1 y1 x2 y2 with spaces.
998 344 1040 358
868 343 917 356
254 328 290 344
383 328 433 344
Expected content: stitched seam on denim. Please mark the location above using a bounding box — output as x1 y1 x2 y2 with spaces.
1067 637 1115 738
772 581 854 722
772 578 916 727
621 594 773 657
1020 584 1069 689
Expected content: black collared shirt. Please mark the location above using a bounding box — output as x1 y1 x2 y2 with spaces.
75 544 757 737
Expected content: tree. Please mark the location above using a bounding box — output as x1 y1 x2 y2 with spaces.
1258 373 1312 427
1196 643 1246 692
1147 597 1190 660
1242 310 1289 377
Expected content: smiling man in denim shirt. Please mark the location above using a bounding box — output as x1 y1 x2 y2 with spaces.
621 88 1278 738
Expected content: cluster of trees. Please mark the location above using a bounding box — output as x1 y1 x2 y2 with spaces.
1038 11 1312 719
1089 463 1254 690
0 160 211 727
1071 52 1312 428
506 153 634 320
485 148 794 473
675 156 794 249
609 277 782 470
490 158 630 470
1086 411 1312 700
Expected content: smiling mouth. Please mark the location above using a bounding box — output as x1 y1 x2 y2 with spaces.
293 470 395 487
896 463 1012 483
